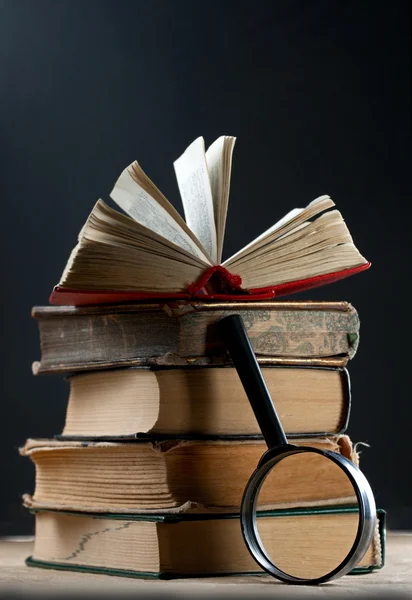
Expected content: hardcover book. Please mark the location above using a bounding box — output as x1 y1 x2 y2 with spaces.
21 435 358 513
50 135 369 306
26 508 385 579
60 364 351 438
32 300 360 374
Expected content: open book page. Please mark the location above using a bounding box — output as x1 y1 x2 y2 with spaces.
224 206 367 289
227 210 341 269
223 196 334 267
232 214 354 272
110 163 211 264
223 194 367 289
223 208 304 266
236 243 367 289
60 239 205 292
205 136 236 263
88 200 209 267
128 162 211 261
59 200 206 292
174 137 218 264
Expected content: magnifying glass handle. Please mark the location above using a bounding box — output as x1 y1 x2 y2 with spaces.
218 314 288 449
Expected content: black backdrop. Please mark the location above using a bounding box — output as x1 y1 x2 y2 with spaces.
0 0 410 535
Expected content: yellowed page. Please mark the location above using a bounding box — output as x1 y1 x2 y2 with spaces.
223 196 334 266
110 163 210 263
206 135 236 263
174 136 218 263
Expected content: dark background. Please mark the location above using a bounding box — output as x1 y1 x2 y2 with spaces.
0 0 410 535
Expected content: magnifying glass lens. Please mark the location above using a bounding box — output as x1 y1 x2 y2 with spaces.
253 451 362 580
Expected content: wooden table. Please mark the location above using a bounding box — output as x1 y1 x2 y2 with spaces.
0 533 410 596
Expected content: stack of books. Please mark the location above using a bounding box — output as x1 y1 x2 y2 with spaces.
22 136 385 579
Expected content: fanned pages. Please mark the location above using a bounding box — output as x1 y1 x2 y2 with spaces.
60 200 207 293
51 135 369 305
109 160 210 263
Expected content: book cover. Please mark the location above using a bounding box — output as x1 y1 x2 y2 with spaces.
32 300 360 375
25 507 385 579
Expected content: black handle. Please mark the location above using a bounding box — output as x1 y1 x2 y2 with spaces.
218 314 288 449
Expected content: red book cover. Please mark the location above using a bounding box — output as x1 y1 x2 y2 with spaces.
49 263 370 306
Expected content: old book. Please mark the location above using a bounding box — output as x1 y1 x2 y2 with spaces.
32 300 360 375
60 365 351 438
50 135 369 306
21 436 358 513
26 508 385 578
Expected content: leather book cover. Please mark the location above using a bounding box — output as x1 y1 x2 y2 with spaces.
31 300 360 375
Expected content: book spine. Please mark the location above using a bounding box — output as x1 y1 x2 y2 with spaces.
33 307 359 374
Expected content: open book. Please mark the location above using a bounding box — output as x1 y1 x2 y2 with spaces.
50 136 370 305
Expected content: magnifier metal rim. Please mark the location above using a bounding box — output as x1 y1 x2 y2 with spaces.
241 446 377 585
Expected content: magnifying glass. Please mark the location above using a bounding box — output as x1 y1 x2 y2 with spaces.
218 314 376 585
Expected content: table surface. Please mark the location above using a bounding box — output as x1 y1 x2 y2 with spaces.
0 532 410 597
